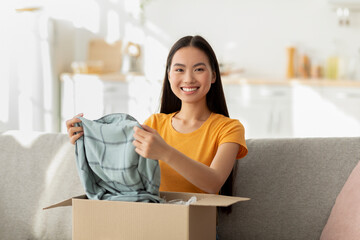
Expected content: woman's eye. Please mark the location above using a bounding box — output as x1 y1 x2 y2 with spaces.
195 68 204 72
175 68 184 72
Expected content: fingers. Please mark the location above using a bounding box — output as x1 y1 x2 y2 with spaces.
132 139 149 158
66 113 84 145
70 132 84 145
68 126 84 145
132 139 142 151
68 126 83 136
133 127 149 157
66 113 83 129
75 113 84 118
132 137 144 156
141 124 156 133
133 146 144 158
133 126 148 141
133 125 158 140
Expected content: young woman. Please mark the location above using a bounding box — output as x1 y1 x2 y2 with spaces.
66 35 248 196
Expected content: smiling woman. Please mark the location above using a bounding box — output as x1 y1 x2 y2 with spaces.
66 35 248 199
65 36 247 240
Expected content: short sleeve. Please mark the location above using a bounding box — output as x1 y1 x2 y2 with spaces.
143 114 156 128
219 120 248 159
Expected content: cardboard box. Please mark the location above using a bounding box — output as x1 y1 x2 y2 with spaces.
87 39 122 73
44 191 249 240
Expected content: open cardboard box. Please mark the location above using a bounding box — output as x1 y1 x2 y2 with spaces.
44 191 249 240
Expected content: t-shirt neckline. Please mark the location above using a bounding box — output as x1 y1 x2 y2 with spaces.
169 112 214 135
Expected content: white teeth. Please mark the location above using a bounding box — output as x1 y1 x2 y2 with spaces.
182 87 198 92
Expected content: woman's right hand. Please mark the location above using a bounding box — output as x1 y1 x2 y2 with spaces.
66 113 84 145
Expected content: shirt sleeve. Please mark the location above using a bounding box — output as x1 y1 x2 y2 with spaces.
219 119 248 159
143 114 155 128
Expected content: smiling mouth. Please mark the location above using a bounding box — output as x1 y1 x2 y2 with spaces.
181 87 199 92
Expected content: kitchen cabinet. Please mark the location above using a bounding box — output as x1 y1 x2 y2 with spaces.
292 85 360 137
223 79 360 138
60 73 161 132
224 84 292 139
61 74 360 138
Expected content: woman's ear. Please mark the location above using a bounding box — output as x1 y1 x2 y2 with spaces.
167 70 170 81
211 71 216 83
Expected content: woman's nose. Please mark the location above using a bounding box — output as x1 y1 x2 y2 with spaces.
183 71 195 83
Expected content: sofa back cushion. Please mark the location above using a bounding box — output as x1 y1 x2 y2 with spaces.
218 137 360 240
0 131 83 240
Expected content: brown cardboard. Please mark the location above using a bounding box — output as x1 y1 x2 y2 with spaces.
44 192 249 240
87 39 122 73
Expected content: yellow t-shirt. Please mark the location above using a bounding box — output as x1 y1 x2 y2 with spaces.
144 112 248 193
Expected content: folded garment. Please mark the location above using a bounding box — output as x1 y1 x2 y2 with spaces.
75 113 162 203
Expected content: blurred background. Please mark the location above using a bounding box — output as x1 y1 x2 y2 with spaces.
1 0 360 139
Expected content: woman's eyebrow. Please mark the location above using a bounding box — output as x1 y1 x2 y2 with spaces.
172 62 206 68
172 63 185 67
193 62 206 68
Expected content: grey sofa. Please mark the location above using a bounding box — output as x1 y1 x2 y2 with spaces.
0 131 359 239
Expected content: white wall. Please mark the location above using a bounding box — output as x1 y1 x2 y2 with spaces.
2 0 360 132
144 0 360 80
52 0 360 81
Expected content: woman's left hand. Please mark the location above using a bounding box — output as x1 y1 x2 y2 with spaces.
132 125 172 160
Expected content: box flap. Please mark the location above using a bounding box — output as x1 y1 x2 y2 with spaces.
160 191 250 207
43 192 249 210
43 195 87 210
192 194 250 207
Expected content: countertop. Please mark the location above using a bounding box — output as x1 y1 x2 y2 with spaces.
221 77 360 87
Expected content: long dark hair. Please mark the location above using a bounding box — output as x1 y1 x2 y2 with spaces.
159 36 234 201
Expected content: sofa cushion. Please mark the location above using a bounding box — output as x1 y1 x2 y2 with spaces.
0 131 83 240
218 137 360 240
320 159 360 240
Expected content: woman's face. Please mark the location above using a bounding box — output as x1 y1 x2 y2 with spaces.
168 46 215 106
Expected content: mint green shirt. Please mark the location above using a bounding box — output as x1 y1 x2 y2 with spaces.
75 113 162 203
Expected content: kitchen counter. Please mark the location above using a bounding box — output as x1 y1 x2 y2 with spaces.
60 73 145 82
222 76 360 87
